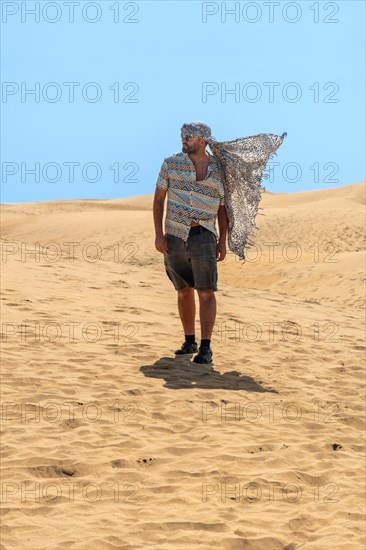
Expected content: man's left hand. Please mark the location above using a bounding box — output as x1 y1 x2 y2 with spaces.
216 239 227 262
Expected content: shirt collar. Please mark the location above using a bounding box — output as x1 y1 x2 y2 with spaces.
183 152 215 175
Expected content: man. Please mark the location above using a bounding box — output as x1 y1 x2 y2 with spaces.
153 122 228 364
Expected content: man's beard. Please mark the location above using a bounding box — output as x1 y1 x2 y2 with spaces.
182 144 199 154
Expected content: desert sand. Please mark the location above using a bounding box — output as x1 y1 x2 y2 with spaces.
1 181 365 549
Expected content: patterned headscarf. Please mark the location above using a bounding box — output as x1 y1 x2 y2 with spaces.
181 121 287 260
181 121 213 140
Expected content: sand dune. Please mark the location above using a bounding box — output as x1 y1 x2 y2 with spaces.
1 182 365 549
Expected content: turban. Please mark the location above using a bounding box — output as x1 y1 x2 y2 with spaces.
181 121 213 140
181 122 287 260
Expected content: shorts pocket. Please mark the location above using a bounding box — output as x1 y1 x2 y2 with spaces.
200 239 217 257
166 234 183 256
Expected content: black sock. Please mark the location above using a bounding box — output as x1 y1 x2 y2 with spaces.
185 334 196 344
201 339 211 348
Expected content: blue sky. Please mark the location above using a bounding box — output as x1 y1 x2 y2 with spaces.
1 0 365 203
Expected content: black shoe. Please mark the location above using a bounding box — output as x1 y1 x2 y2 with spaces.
175 341 198 355
193 346 213 364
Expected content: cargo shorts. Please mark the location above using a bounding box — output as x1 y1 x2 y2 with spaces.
164 226 218 291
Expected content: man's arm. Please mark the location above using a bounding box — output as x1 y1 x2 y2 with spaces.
216 205 228 261
153 187 168 254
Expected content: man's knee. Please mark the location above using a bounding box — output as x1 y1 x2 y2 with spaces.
178 287 193 297
197 289 215 300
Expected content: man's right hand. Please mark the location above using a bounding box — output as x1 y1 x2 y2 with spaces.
155 234 168 255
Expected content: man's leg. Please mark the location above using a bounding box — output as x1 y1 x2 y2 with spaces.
191 289 216 363
177 287 196 335
197 290 216 340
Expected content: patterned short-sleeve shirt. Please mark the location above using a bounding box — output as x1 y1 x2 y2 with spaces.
156 152 225 241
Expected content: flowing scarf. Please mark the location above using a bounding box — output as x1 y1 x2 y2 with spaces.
207 132 287 259
181 123 287 260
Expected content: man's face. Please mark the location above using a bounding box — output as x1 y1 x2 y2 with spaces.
181 134 203 154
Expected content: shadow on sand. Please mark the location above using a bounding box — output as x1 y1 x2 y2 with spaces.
140 355 278 393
